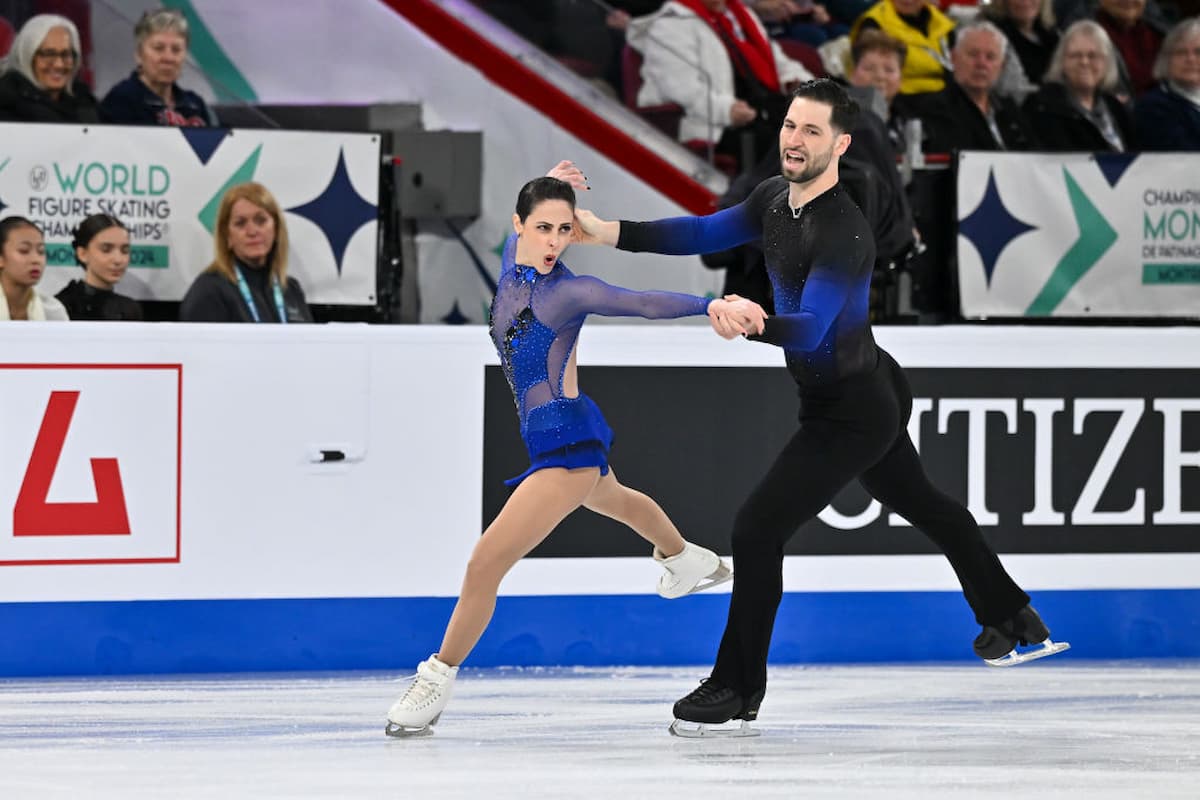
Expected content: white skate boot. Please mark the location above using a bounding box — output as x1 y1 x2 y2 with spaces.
385 654 458 738
654 542 732 599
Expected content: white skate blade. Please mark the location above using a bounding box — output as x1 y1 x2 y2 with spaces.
385 721 433 738
661 562 733 599
385 713 441 738
985 639 1071 667
668 718 760 738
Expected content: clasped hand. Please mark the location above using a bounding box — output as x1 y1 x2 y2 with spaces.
708 294 767 339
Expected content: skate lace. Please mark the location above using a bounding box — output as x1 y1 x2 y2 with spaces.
686 678 729 702
397 673 440 710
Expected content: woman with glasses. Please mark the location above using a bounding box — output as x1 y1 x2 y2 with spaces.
0 14 100 124
100 8 216 127
1021 19 1134 151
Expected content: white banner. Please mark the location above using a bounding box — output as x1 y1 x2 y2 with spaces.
1 324 1199 603
956 151 1200 318
0 123 380 305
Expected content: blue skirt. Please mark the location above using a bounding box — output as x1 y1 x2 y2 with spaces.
505 394 614 487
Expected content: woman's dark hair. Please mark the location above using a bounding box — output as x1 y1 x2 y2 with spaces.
72 214 128 267
791 78 860 134
0 216 43 250
515 177 576 222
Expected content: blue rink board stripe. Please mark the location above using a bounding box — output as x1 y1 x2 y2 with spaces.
1 589 1198 677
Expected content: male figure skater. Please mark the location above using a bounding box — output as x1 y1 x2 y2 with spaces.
574 79 1067 736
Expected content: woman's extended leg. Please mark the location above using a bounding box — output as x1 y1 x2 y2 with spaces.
437 466 601 665
581 469 686 556
583 469 730 598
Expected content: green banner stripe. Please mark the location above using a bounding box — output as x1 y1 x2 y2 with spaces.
165 0 257 103
1143 263 1200 284
1026 169 1118 316
46 244 170 269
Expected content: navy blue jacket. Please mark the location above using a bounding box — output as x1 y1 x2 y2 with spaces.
100 71 216 127
1135 83 1200 152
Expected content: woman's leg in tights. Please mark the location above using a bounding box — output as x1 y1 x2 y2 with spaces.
859 434 1030 626
437 467 601 665
581 469 686 557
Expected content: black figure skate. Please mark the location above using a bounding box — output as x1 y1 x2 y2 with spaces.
974 605 1070 667
668 679 764 738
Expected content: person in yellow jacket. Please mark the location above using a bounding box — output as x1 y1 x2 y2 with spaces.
851 0 955 94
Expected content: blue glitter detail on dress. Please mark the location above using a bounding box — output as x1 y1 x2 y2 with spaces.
488 234 709 486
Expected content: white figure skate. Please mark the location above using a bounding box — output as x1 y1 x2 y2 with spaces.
385 654 458 738
654 542 732 599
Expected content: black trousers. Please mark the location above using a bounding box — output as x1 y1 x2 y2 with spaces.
710 348 1031 697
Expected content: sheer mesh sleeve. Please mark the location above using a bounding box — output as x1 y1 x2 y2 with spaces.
541 274 710 327
500 233 518 275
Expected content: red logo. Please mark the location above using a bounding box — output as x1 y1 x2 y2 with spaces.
13 391 131 537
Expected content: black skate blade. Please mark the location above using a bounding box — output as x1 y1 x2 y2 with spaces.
985 639 1071 667
668 718 760 738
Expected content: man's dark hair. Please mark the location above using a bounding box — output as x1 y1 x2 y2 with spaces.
515 177 576 222
791 79 860 134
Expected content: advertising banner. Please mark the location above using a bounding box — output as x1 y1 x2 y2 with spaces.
0 123 380 305
957 151 1200 318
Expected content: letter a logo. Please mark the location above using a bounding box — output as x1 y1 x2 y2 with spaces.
12 391 131 536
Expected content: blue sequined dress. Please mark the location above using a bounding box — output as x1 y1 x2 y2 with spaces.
489 234 711 486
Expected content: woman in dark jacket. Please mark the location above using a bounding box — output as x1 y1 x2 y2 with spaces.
0 14 100 124
1135 17 1200 151
1023 19 1134 151
100 8 216 127
179 182 313 323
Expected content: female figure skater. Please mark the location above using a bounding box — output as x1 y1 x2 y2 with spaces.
384 176 765 737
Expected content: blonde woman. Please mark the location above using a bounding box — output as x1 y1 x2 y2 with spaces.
0 217 70 321
0 14 100 123
180 182 313 323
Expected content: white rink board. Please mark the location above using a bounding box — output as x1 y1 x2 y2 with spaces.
0 323 1198 603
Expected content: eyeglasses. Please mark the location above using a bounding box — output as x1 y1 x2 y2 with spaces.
1170 46 1200 58
33 48 78 63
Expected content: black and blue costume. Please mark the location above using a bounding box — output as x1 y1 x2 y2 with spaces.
619 177 1032 707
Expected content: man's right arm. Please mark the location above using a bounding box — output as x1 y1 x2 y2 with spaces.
575 198 762 256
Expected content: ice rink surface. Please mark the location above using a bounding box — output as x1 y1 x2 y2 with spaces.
2 662 1198 799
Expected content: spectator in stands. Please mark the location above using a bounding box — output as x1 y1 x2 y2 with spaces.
1023 20 1133 151
847 29 907 150
748 0 848 47
983 0 1060 86
626 0 814 163
100 8 215 127
1095 0 1165 97
850 0 955 95
0 14 99 123
1054 0 1170 32
179 183 313 323
1135 17 1200 151
894 20 1039 152
55 214 144 321
0 216 69 321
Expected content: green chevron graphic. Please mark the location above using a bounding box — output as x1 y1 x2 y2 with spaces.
197 144 262 234
1026 169 1118 316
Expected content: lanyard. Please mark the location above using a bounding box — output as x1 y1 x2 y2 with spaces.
235 265 288 324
